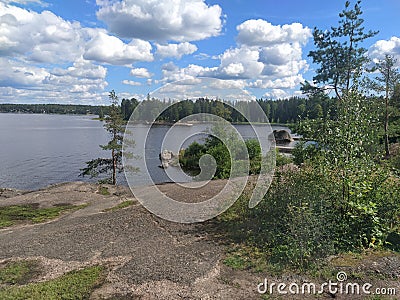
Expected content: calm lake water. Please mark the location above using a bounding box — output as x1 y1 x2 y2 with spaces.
0 113 292 190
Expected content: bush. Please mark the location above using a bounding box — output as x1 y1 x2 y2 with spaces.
179 133 264 179
275 149 292 167
218 162 400 270
292 141 320 165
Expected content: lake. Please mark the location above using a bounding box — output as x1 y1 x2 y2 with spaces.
0 113 292 190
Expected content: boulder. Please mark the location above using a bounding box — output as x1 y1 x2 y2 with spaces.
273 130 294 144
160 149 173 161
159 150 178 168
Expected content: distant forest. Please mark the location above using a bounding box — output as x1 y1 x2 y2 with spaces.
0 103 107 116
120 95 337 124
0 93 394 126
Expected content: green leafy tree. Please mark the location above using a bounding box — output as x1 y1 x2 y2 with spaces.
80 90 133 185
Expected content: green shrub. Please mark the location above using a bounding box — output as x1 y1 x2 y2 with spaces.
275 149 292 167
218 162 400 271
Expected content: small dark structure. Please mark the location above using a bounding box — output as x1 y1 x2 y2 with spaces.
273 129 294 144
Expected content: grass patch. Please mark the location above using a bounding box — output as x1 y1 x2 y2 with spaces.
98 186 110 196
0 260 40 285
103 200 134 212
223 245 268 272
0 265 104 300
0 203 87 228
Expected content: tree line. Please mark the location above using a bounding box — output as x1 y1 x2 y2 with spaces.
120 95 340 123
0 103 107 116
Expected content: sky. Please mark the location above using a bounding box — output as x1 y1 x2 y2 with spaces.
0 0 399 105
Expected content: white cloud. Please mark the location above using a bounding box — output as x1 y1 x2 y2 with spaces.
161 62 217 82
122 79 141 86
237 19 311 46
118 91 145 100
0 58 49 88
263 89 289 99
42 60 108 93
222 63 244 76
51 58 107 80
0 0 47 5
194 52 212 60
153 78 254 102
130 67 152 78
161 46 265 81
260 43 302 66
0 3 83 63
156 42 197 59
249 75 304 89
368 36 400 66
209 79 248 90
217 47 264 79
96 0 223 42
159 18 311 93
0 3 120 104
84 31 153 65
0 3 154 66
236 19 310 79
0 57 109 103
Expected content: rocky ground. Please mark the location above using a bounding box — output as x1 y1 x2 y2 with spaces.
0 182 399 299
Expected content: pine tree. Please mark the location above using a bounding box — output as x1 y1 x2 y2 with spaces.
369 54 400 157
302 0 378 100
80 90 132 185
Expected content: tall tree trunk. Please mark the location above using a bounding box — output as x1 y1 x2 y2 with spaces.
112 148 116 185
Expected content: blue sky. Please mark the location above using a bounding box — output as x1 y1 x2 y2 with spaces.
0 0 399 105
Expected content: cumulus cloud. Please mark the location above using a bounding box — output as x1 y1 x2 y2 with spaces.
154 78 254 102
0 2 159 103
130 67 152 78
217 47 264 79
156 42 198 59
84 31 153 65
0 58 49 88
161 62 217 83
0 3 83 63
159 18 311 95
96 0 223 42
0 3 155 66
249 75 304 89
368 36 400 65
263 89 289 99
236 19 311 46
51 59 107 80
209 79 248 90
161 46 265 81
0 57 109 103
